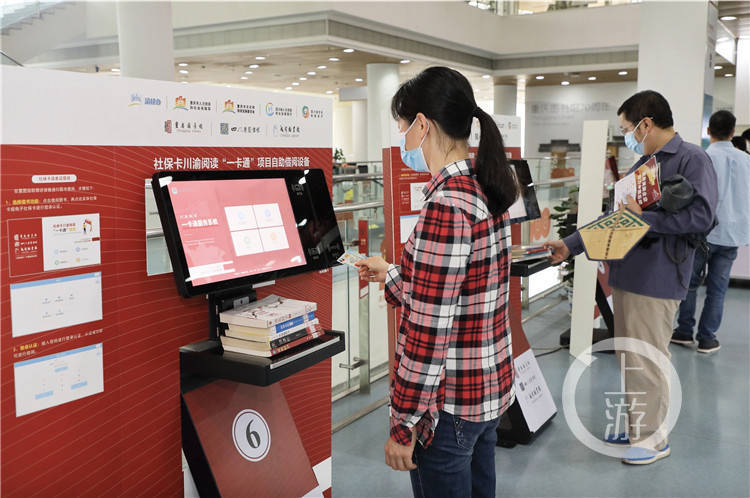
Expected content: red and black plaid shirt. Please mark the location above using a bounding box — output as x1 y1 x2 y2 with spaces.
385 159 515 447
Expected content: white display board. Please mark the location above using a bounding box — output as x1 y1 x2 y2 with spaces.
0 66 332 147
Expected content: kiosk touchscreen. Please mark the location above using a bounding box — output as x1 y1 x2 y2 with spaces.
152 169 344 297
507 159 542 224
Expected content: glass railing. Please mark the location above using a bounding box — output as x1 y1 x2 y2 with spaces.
330 165 389 398
466 0 636 16
0 1 61 29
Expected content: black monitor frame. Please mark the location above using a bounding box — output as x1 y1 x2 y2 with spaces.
509 159 542 224
152 169 344 298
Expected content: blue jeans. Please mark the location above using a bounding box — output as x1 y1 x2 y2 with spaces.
410 411 500 498
676 243 738 342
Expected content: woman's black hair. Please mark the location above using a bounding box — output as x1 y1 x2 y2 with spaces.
391 66 519 216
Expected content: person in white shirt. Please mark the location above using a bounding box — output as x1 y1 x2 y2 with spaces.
672 110 750 353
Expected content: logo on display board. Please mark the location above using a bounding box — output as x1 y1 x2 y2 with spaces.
237 103 256 115
272 124 301 138
265 102 275 116
301 105 324 119
133 94 162 107
164 120 172 134
174 96 188 110
223 99 236 113
171 120 206 134
220 122 229 135
232 409 271 462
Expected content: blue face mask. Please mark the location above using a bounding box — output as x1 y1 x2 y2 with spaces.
399 118 430 173
624 118 649 156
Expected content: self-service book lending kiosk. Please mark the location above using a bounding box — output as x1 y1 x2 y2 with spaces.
152 169 345 497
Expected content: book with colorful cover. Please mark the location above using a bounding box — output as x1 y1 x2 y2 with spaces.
225 312 317 338
221 323 325 357
226 317 319 343
219 294 317 328
614 156 661 209
511 245 551 262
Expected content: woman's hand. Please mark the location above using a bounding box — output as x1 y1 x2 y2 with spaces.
358 256 389 283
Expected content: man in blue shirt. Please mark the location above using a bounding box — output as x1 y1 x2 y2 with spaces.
672 110 750 353
546 91 718 465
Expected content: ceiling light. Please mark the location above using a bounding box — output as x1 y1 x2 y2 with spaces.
717 37 730 42
178 63 188 67
292 82 300 86
179 69 188 74
249 64 259 69
240 76 248 80
482 74 490 79
326 90 334 94
307 71 316 76
317 65 327 70
329 57 340 62
618 71 628 75
355 78 363 82
725 73 734 77
535 75 544 80
245 71 253 74
285 86 293 90
299 77 307 81
714 65 723 70
256 56 266 61
400 59 411 64
720 15 737 21
225 85 231 88
343 48 355 53
588 76 597 81
111 68 120 72
181 81 188 84
561 81 570 86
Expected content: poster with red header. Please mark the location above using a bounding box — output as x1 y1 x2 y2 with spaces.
1 66 334 496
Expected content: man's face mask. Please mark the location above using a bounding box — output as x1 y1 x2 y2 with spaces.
624 117 651 156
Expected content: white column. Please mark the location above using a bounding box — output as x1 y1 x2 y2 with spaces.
352 100 368 162
569 120 609 362
636 0 714 146
493 84 517 116
116 1 175 81
735 38 750 125
366 63 400 162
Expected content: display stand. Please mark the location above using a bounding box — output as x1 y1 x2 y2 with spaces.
181 286 344 496
180 301 344 497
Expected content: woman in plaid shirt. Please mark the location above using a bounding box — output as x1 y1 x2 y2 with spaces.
359 67 518 498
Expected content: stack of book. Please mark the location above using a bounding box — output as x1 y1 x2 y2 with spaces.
511 244 552 262
219 294 323 358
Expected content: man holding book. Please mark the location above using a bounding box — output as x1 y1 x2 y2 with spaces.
545 90 718 465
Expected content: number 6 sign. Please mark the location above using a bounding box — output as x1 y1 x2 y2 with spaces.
232 409 271 462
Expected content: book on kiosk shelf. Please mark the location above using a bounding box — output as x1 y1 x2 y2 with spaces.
219 294 317 328
218 294 322 358
225 312 317 339
221 323 325 357
511 245 552 262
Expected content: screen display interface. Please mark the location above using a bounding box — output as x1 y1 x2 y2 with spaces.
167 178 305 287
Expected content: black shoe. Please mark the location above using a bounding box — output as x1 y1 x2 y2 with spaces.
670 331 694 346
697 338 720 353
